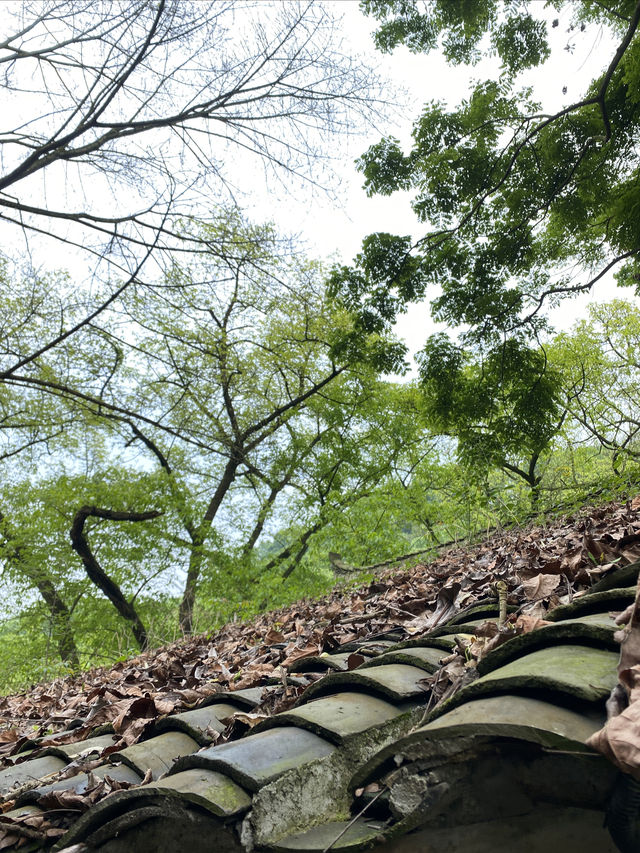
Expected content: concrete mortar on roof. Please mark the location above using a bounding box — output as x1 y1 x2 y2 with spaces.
387 768 432 820
242 707 421 849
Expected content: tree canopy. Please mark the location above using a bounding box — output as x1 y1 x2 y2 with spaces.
330 0 640 344
0 1 380 261
0 0 386 416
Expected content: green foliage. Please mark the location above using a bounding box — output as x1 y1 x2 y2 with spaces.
550 299 640 459
0 210 426 686
417 335 563 486
333 2 640 349
362 1 550 73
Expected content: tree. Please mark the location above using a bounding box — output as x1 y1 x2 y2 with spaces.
0 1 381 260
258 379 430 577
0 212 403 644
550 299 640 463
293 380 446 568
58 215 400 633
0 460 183 677
69 505 162 651
0 508 79 670
417 335 565 506
0 0 387 423
330 1 640 346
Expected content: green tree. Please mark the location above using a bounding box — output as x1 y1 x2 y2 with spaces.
0 213 407 651
417 335 564 505
51 215 402 634
0 508 79 671
260 379 431 575
550 299 640 463
0 464 178 681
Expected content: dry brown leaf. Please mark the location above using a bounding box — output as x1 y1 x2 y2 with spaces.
478 627 519 657
220 711 269 729
587 700 640 779
263 629 285 644
588 581 640 776
521 599 548 619
474 620 499 638
280 644 321 668
0 731 18 745
513 614 552 633
521 573 560 600
154 698 177 715
112 696 157 734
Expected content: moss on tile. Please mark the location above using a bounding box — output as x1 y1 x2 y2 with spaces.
476 618 618 676
547 588 635 622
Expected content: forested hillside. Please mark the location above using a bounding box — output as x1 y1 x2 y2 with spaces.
0 1 639 693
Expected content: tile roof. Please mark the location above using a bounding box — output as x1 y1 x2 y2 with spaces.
1 563 637 853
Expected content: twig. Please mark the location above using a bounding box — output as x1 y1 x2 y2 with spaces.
563 573 574 603
322 787 387 852
496 581 508 628
338 609 386 624
415 667 446 727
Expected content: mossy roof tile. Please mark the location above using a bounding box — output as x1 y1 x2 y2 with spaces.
45 733 120 760
17 762 142 806
421 694 604 746
0 559 629 853
0 755 67 796
299 664 430 704
547 588 635 621
152 702 241 744
108 730 199 779
359 646 447 673
170 726 335 793
289 652 360 674
435 644 618 717
476 612 619 676
252 691 403 743
152 768 252 816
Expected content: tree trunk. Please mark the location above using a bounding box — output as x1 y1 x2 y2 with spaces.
179 456 240 635
70 506 161 651
33 575 81 670
240 484 280 559
264 520 323 579
179 539 204 636
0 510 80 670
281 529 317 579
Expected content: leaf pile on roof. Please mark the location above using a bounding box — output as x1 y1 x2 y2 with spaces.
1 497 639 751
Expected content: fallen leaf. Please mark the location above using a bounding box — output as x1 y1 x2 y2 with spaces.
513 614 552 633
220 711 269 729
521 573 560 600
0 731 18 745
